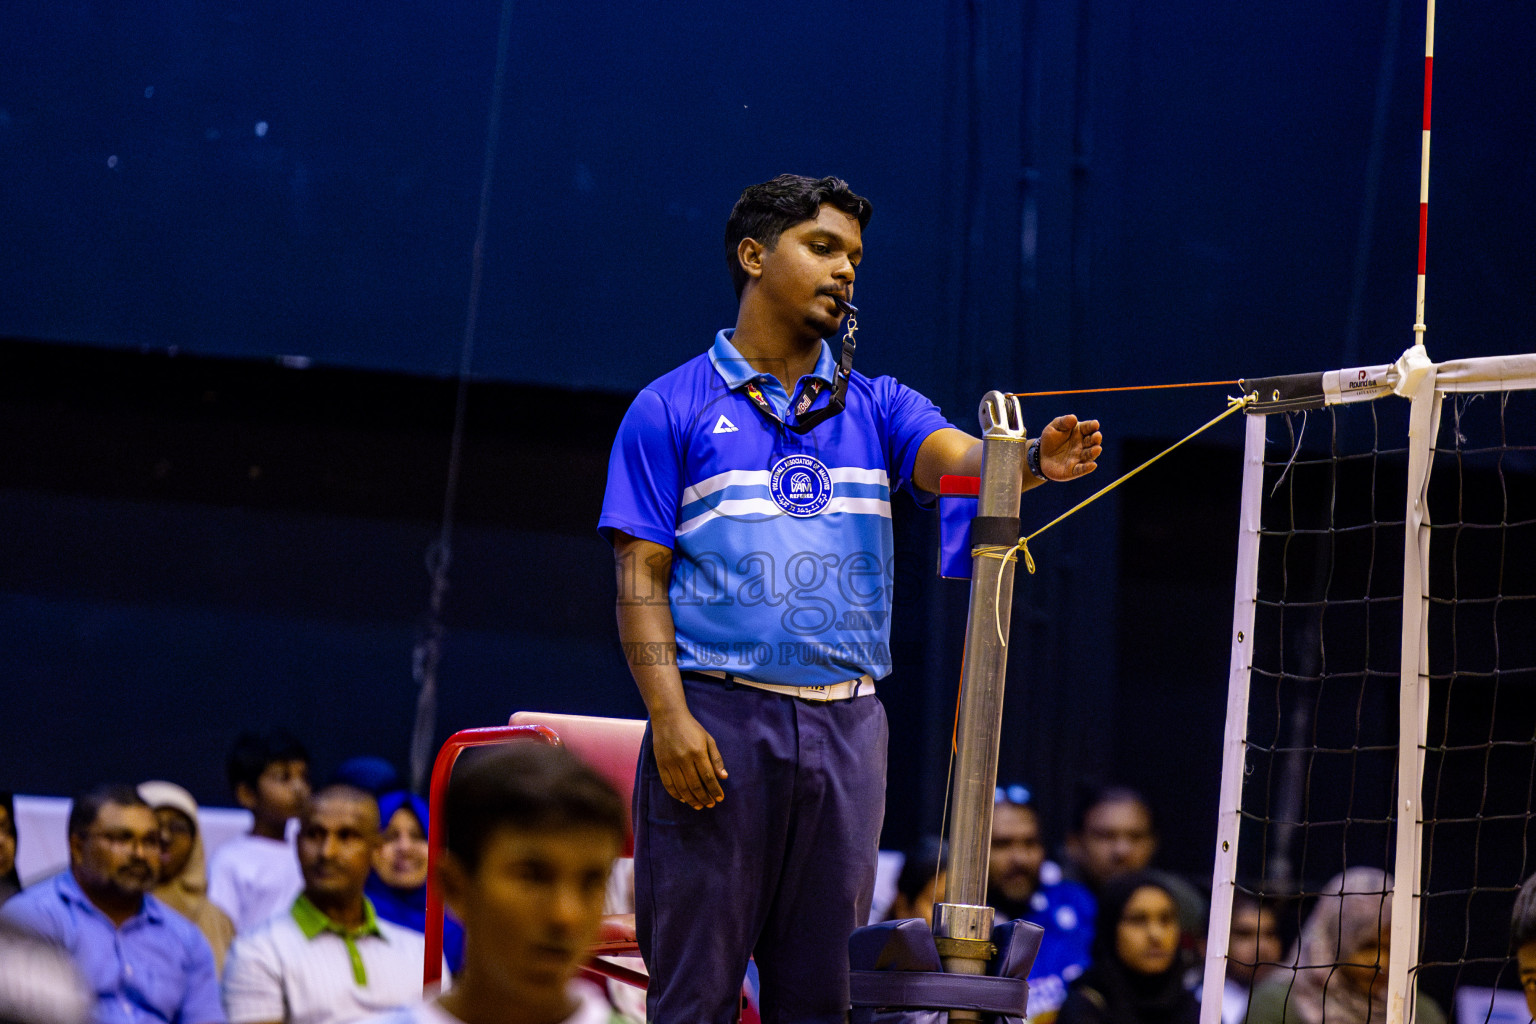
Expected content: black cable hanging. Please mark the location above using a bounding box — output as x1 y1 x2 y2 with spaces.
409 0 519 794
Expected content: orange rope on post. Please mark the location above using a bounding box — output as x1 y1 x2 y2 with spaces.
1010 379 1238 398
949 634 967 757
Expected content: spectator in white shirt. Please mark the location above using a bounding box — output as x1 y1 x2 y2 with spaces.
208 731 312 934
222 785 432 1024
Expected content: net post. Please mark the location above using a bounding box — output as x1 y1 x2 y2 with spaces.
1387 366 1439 1024
934 391 1026 1019
1395 0 1439 993
1199 411 1269 1024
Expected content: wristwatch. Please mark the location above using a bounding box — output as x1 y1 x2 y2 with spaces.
1027 437 1046 481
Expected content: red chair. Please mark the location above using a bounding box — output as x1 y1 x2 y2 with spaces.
507 711 647 859
506 712 649 990
421 714 648 993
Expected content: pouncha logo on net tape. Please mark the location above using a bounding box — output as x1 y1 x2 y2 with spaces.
769 454 832 517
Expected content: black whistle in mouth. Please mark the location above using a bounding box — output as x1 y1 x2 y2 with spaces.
832 295 858 315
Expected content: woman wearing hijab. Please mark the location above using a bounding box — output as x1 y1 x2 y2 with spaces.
1058 871 1199 1024
1246 868 1445 1024
366 790 465 974
136 780 237 972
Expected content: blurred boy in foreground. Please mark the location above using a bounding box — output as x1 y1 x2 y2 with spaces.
364 743 626 1024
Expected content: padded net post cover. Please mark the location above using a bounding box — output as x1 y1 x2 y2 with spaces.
1238 372 1328 413
848 919 1039 1021
939 475 982 579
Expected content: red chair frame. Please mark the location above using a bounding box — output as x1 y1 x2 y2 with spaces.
421 716 649 993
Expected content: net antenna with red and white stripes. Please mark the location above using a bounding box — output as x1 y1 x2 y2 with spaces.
1199 3 1536 1024
1413 0 1434 351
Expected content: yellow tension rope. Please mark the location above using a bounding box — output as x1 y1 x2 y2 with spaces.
974 394 1256 645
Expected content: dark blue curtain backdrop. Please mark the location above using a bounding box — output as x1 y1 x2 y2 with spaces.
6 1 1530 393
2 0 1533 887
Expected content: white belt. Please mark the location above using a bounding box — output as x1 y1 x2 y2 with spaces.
687 669 875 702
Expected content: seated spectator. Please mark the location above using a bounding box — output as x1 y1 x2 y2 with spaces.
1057 871 1198 1024
0 918 93 1024
1063 784 1206 944
1512 873 1536 1020
1246 868 1445 1024
1217 893 1282 1024
0 785 224 1024
138 781 237 973
222 785 434 1024
360 741 627 1024
2 791 20 902
885 836 947 925
209 730 312 933
986 786 1094 1024
1063 785 1157 893
365 791 465 974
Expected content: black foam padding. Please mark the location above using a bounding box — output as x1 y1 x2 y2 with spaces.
1239 372 1328 413
969 515 1020 548
847 972 1028 1015
848 919 942 973
993 919 1044 981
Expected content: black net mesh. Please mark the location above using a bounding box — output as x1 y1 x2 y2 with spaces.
1224 390 1536 1024
1419 391 1536 1018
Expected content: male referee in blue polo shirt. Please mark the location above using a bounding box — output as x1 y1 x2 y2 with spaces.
599 174 1102 1024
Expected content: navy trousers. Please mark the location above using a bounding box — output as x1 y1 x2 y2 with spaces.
635 676 889 1024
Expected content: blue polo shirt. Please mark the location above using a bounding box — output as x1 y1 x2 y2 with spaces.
1 871 225 1024
993 878 1096 1024
599 330 952 687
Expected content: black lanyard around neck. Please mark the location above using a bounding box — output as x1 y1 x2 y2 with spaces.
739 307 858 435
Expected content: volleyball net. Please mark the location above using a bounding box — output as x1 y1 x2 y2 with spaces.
1200 351 1536 1024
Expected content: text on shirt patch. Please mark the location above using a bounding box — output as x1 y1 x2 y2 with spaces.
769 454 832 517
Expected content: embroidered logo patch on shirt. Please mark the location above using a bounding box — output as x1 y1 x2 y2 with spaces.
769 454 832 517
713 415 739 434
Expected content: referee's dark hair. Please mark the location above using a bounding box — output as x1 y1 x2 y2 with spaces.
1512 873 1536 950
66 784 148 839
725 174 872 299
445 742 624 874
